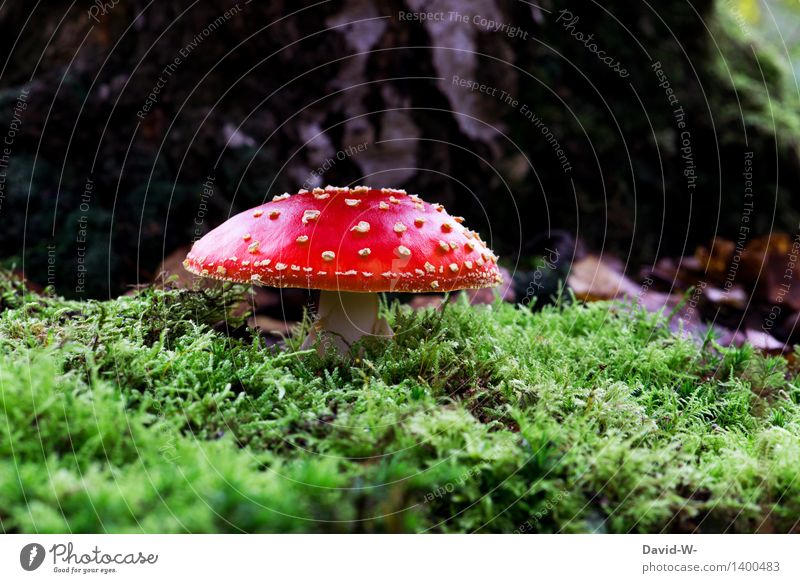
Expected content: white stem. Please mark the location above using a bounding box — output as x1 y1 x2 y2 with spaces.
301 290 392 354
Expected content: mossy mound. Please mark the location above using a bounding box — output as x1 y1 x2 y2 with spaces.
1 271 798 533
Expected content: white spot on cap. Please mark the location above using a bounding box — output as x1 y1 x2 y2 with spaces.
353 186 369 194
414 217 426 227
424 262 435 273
465 241 475 251
216 266 227 275
441 223 453 233
449 263 459 273
394 222 407 233
449 241 458 250
430 280 439 289
438 240 449 252
317 271 327 276
253 210 264 218
396 245 411 258
379 201 389 210
313 191 330 200
248 241 260 253
275 262 287 271
389 196 400 204
273 193 290 201
351 221 370 233
465 260 473 269
358 248 371 257
454 216 465 223
362 272 373 277
269 210 280 219
322 251 335 261
251 274 262 282
302 210 320 224
296 235 309 244
242 260 251 266
345 199 361 207
243 234 251 241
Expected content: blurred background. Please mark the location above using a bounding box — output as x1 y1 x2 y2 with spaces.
1 0 799 341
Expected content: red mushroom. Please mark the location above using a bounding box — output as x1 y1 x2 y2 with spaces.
183 186 502 353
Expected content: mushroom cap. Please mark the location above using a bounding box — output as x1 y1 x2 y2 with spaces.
183 186 502 293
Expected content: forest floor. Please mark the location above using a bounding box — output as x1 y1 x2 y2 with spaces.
1 271 799 533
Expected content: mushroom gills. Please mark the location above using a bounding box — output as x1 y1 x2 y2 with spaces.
302 290 393 354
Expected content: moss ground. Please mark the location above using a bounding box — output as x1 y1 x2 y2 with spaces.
1 272 799 533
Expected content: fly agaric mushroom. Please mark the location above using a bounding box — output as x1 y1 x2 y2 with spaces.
183 186 502 353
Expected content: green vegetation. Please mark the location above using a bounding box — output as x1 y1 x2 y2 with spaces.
1 270 798 533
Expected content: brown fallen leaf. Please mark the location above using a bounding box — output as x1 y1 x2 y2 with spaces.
695 236 735 282
704 285 747 309
715 327 786 353
745 329 786 353
247 315 296 337
740 234 800 309
567 254 641 301
154 245 210 289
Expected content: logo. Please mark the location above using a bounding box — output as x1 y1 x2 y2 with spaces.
20 543 46 571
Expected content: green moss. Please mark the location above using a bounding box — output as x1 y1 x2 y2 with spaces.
0 272 798 533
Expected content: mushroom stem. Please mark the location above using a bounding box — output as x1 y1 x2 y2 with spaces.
302 290 393 354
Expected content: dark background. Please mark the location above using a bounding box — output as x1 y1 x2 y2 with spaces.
0 0 797 298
